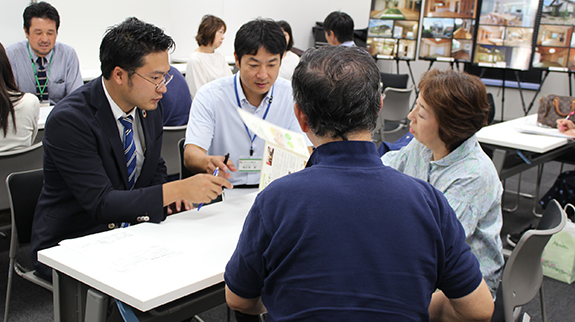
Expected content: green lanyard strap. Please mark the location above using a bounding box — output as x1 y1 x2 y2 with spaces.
27 42 54 97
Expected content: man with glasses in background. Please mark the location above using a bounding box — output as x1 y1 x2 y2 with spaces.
31 17 232 281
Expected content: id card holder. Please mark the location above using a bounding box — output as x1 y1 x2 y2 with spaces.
238 155 262 172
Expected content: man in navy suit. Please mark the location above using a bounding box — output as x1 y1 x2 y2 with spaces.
31 17 232 281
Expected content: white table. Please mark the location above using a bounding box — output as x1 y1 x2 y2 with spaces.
477 115 574 216
39 192 258 321
476 114 569 154
38 105 54 130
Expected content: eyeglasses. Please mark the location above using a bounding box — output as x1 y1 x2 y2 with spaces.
126 68 173 90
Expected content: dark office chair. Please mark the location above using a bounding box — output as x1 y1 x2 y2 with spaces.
491 199 567 322
162 125 187 178
380 72 409 91
4 169 52 322
178 138 194 180
487 93 496 125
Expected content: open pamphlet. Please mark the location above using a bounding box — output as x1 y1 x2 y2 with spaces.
237 108 310 191
515 117 574 139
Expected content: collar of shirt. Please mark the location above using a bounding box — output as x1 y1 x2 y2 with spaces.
429 135 477 167
102 78 138 126
234 72 273 109
340 41 356 47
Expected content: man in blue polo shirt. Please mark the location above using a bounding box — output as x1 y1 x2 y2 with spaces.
224 46 494 321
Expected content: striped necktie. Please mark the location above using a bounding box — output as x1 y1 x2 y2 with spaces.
36 57 48 102
119 116 137 190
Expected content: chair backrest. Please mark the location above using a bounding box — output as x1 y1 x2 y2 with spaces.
500 199 567 322
380 86 414 122
162 125 187 177
0 142 44 212
178 138 194 180
6 169 44 245
380 72 409 90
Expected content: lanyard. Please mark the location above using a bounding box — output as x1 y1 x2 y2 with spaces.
27 42 54 98
234 73 274 156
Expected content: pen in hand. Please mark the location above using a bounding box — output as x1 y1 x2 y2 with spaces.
197 153 230 211
559 111 575 131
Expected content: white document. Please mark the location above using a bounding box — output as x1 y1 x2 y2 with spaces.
237 108 310 190
58 227 183 272
514 116 573 139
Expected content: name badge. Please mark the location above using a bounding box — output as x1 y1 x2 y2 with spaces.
238 157 262 172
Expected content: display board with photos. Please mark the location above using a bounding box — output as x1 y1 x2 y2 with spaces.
532 0 575 72
418 0 478 62
472 0 540 70
366 0 422 60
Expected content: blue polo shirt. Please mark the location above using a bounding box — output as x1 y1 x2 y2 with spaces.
225 140 482 321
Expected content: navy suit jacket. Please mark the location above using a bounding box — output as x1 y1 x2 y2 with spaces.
31 77 167 279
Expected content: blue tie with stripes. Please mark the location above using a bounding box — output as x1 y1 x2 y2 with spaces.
36 57 48 101
119 116 137 190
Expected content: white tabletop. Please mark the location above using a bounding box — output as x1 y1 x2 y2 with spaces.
38 192 258 312
476 114 570 153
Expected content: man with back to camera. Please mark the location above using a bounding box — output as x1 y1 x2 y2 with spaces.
224 46 494 321
323 11 356 46
6 1 83 104
183 19 312 187
30 17 232 281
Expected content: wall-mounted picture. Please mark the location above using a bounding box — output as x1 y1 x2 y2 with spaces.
423 0 477 18
421 18 455 37
371 0 421 20
368 19 395 37
533 46 570 68
397 39 417 59
476 26 506 45
452 39 473 60
453 18 475 39
504 27 533 47
394 20 419 38
479 0 539 27
368 0 421 60
537 25 573 46
367 37 397 57
540 0 575 25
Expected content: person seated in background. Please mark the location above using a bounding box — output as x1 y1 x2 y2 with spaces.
159 65 191 126
185 14 232 99
0 42 40 152
224 46 494 321
323 11 356 47
6 1 82 104
184 19 311 187
381 69 504 298
277 20 300 80
31 17 232 282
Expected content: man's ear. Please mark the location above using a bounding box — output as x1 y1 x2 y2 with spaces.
234 52 240 68
294 103 310 133
112 66 127 86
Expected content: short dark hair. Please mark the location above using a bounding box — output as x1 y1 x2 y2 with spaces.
277 20 294 51
195 15 226 47
99 17 175 79
23 1 60 33
234 19 286 64
323 11 354 43
292 46 381 140
418 69 490 152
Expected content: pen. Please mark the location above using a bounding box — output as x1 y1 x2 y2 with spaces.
197 153 230 211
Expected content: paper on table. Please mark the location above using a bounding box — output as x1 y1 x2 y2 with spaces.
514 117 573 139
58 227 183 272
237 108 309 157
